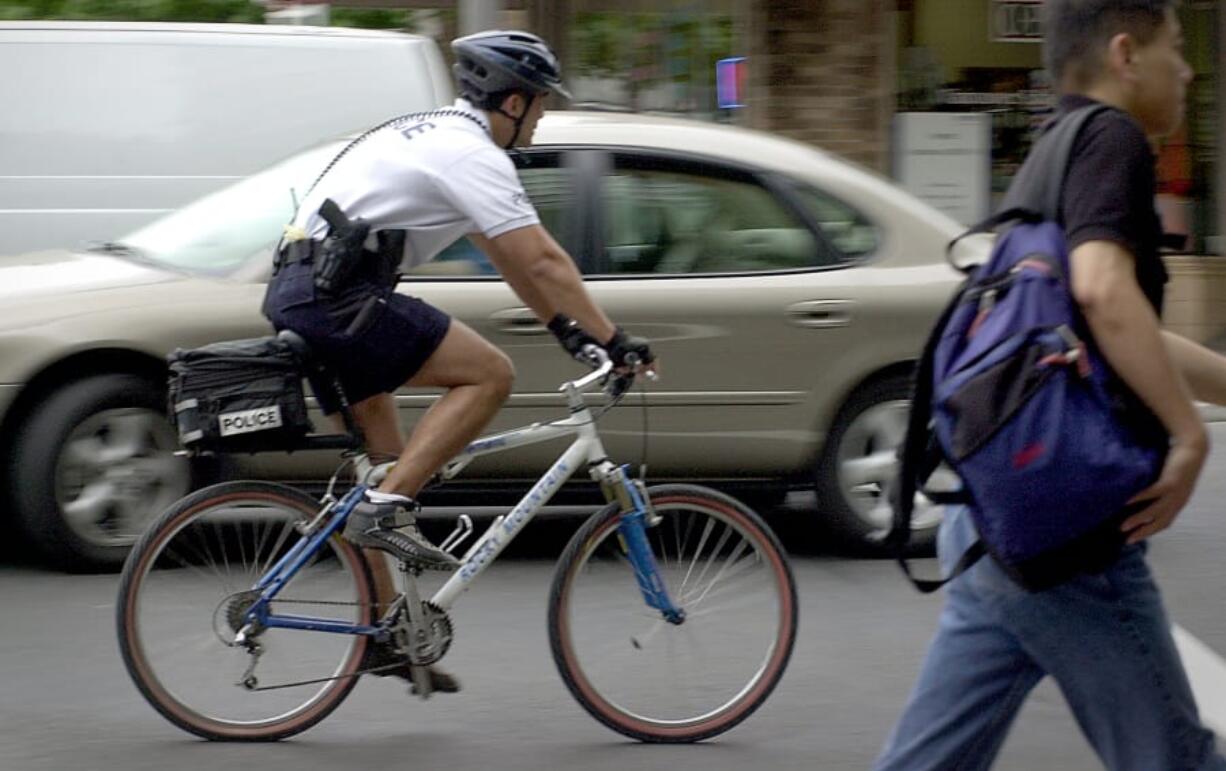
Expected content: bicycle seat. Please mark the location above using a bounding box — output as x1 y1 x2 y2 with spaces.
277 329 313 363
274 329 364 450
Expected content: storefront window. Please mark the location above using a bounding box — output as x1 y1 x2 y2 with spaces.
897 1 1218 253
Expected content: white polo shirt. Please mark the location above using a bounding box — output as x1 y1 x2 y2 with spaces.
291 99 539 270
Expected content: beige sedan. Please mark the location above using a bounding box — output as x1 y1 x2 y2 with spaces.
0 111 964 570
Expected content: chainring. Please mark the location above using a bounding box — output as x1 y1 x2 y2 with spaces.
397 601 453 666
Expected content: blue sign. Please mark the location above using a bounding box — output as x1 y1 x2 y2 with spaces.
716 56 746 109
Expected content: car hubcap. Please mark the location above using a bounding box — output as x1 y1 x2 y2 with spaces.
835 399 949 533
55 408 190 548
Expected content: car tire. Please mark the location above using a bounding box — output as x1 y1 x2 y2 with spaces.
10 374 195 572
814 374 943 556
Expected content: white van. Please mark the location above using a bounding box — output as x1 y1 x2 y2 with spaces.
0 21 453 256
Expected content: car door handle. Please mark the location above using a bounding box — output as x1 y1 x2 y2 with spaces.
786 300 855 329
490 307 548 335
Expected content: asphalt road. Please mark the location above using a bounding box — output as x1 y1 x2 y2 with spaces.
3 427 1226 771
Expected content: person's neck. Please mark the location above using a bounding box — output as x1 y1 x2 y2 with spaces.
1083 82 1129 113
1080 82 1156 142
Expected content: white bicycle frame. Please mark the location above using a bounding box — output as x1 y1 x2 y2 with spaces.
356 355 640 611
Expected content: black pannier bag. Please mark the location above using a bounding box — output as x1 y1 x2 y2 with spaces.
167 336 314 453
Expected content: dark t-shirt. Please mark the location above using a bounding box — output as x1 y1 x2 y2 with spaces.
1058 94 1167 314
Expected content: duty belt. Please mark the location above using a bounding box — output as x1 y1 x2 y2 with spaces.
279 239 319 267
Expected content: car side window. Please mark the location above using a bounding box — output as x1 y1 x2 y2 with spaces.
794 186 879 260
413 154 574 276
598 161 824 275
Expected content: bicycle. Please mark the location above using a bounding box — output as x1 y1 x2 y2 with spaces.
116 338 798 743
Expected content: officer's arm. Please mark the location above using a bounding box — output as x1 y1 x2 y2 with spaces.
1070 240 1205 446
471 225 618 343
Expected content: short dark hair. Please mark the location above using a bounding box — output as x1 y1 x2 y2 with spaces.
1043 0 1177 90
463 87 534 112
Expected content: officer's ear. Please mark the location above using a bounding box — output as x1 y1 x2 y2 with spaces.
500 91 529 119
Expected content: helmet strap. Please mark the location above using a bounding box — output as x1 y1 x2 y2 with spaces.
494 93 536 150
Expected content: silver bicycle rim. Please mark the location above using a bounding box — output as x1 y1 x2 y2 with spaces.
561 499 788 727
128 497 367 728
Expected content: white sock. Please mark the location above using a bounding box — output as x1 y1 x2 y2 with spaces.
365 490 414 505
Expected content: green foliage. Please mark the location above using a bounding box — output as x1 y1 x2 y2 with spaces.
0 1 415 27
330 7 409 30
571 9 735 99
0 0 264 22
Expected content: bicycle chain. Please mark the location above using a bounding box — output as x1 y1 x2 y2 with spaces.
242 661 407 692
236 598 408 691
266 597 377 608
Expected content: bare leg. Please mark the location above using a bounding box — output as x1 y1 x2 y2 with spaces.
372 319 514 498
345 319 512 606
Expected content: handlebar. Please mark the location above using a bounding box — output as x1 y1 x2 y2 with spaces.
565 346 616 393
561 344 655 398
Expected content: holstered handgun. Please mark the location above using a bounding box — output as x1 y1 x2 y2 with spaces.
314 198 370 294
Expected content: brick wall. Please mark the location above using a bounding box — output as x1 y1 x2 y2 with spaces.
745 0 894 172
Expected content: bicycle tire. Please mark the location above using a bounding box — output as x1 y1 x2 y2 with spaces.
548 483 797 742
116 481 375 741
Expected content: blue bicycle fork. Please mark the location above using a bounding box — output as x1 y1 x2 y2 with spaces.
614 470 685 625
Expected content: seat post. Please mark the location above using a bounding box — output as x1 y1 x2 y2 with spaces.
276 329 366 450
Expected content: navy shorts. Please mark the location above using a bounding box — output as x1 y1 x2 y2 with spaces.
265 261 451 410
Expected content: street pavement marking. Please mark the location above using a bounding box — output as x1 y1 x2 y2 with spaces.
1174 624 1226 736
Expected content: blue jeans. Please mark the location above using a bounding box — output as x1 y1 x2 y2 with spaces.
875 506 1225 771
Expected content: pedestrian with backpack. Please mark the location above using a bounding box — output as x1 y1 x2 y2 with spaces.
874 2 1226 769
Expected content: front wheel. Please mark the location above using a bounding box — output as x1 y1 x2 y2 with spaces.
548 484 797 743
116 481 375 741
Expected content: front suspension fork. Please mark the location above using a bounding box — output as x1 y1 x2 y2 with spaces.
599 465 685 624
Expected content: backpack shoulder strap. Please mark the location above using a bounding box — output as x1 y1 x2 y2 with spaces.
882 273 975 594
945 105 1107 273
999 104 1112 223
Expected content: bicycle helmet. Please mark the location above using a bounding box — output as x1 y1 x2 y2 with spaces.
451 30 571 105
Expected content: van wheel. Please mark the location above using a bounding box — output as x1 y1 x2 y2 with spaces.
814 374 943 556
10 374 194 572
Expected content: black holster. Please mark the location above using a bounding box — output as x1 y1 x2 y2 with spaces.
314 198 370 294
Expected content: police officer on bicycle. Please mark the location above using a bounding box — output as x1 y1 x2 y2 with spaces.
264 30 657 573
263 31 653 581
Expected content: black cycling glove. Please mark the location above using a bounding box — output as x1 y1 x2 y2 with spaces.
547 314 601 360
606 327 654 368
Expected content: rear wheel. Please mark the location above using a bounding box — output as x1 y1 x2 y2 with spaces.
548 484 797 742
117 481 374 741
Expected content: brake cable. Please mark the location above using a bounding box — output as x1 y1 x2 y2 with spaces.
638 373 651 482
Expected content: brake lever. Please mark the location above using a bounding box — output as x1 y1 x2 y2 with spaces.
605 374 633 399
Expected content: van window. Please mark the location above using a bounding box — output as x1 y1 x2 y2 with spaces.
0 36 440 176
0 30 448 255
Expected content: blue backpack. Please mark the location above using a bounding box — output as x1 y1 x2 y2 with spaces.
890 105 1167 592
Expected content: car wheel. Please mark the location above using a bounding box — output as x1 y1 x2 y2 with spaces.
814 374 946 555
10 374 193 572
